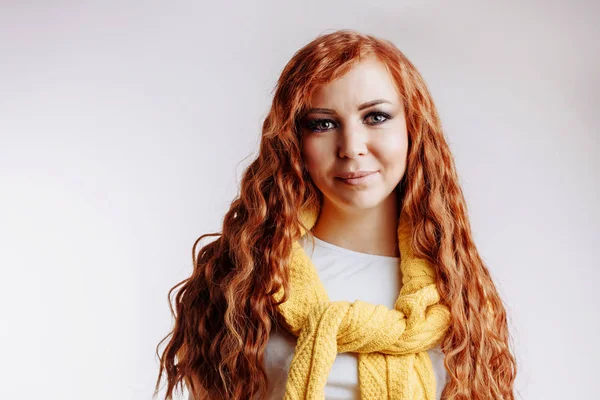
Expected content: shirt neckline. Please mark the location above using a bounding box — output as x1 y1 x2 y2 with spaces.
302 234 401 262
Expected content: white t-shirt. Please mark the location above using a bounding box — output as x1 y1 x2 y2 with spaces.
263 234 447 400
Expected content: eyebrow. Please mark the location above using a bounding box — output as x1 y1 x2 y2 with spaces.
305 99 392 115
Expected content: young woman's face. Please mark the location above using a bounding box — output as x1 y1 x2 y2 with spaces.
299 57 409 212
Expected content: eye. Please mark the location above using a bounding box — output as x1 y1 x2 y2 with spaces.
304 111 392 133
305 119 336 133
365 111 391 125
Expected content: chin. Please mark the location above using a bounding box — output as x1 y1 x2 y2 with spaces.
334 195 385 211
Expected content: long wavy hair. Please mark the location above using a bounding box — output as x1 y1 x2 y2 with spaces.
154 29 518 400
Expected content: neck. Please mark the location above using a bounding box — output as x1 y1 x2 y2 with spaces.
310 191 400 258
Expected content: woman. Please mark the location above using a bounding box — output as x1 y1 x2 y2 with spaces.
155 29 517 399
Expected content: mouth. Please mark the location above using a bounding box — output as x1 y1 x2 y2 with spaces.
336 171 377 179
335 171 378 186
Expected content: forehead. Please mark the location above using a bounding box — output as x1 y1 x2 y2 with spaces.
309 58 400 107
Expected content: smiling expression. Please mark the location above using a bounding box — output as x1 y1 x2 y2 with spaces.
299 57 409 212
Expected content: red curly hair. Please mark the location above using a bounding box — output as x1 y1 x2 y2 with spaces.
154 29 518 399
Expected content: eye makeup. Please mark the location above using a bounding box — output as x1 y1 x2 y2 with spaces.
302 110 393 133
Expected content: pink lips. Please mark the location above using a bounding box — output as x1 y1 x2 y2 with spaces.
336 170 378 186
336 171 377 179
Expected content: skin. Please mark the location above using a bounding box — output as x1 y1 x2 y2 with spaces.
299 57 409 258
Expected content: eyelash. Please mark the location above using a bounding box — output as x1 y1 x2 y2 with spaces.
304 111 392 133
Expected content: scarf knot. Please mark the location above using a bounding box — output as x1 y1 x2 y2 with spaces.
273 206 451 399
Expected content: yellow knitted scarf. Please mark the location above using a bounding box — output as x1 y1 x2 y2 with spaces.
272 205 452 399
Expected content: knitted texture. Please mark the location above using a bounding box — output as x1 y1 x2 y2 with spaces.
272 206 452 399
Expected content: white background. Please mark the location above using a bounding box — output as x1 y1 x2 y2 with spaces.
1 1 598 399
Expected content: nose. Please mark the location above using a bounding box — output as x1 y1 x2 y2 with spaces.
338 127 368 159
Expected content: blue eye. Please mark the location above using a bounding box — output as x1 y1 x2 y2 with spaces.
304 111 391 133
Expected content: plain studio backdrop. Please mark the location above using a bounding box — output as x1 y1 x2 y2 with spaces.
1 1 598 399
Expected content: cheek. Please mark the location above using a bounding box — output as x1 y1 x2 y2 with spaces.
377 115 408 153
302 138 330 173
379 131 408 161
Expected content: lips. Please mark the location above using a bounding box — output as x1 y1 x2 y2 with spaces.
336 171 377 179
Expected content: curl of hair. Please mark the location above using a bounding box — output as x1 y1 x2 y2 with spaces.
154 29 518 400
